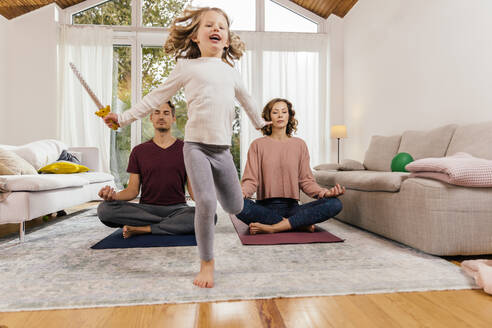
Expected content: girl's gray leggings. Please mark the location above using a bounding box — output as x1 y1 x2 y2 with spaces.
183 142 244 261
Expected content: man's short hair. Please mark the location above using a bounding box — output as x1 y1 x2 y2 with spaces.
167 101 176 117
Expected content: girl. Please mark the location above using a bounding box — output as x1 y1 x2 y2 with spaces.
237 98 345 234
103 7 269 288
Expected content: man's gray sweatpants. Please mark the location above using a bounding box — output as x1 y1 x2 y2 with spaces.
183 142 244 261
97 201 197 235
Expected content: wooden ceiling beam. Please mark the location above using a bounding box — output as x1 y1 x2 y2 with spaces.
55 0 85 9
1 0 359 21
0 1 48 20
0 0 84 19
333 0 358 18
291 0 347 19
323 0 345 18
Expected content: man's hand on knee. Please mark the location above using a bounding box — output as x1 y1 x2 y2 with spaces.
98 185 117 201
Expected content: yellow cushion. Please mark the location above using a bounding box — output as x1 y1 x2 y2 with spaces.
38 161 89 174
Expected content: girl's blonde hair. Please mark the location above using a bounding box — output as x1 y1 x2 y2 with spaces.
261 98 298 137
164 7 245 67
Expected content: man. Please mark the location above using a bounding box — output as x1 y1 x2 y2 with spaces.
98 101 212 238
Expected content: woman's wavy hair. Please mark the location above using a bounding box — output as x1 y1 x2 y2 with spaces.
261 98 298 137
164 7 245 67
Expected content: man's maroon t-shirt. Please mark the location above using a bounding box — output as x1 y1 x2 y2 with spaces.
127 139 187 206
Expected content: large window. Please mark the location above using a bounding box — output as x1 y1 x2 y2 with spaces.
191 0 256 31
265 0 317 33
140 46 187 142
67 0 326 187
110 45 131 187
72 0 131 25
142 0 189 27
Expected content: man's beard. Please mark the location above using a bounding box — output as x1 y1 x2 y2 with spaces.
157 128 169 133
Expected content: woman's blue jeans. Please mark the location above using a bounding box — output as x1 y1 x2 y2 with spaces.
236 197 343 229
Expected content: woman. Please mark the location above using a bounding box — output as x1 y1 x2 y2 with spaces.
237 98 345 234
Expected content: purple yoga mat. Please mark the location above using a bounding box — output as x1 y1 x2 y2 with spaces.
230 215 344 245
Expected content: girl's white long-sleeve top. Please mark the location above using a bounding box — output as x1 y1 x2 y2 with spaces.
118 57 266 146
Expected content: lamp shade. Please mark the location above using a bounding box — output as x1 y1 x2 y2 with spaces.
331 125 347 138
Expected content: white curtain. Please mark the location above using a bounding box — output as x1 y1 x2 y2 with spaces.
237 32 330 174
58 25 113 172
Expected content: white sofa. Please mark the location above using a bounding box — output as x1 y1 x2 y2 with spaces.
0 142 115 242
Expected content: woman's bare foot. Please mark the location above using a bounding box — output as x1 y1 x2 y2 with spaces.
249 222 275 234
249 218 292 235
194 259 214 288
122 225 151 239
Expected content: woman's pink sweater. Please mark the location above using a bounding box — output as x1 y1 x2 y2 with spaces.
241 136 323 200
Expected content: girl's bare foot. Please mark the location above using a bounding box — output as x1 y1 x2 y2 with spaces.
122 225 151 239
194 259 214 288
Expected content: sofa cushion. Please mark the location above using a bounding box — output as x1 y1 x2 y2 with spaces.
339 159 366 171
76 172 114 184
406 152 492 187
335 171 410 192
314 170 410 192
0 149 38 175
313 163 339 171
398 124 457 160
363 135 402 171
0 140 66 171
446 121 492 160
0 175 88 192
39 161 89 174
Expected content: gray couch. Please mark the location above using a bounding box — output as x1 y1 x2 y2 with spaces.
304 121 492 256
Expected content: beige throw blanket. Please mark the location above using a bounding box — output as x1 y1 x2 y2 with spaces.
0 184 11 202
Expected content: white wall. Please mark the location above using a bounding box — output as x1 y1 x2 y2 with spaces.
4 4 59 145
343 0 492 161
0 15 8 143
327 15 345 162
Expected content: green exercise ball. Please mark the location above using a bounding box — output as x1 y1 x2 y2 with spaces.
391 152 414 172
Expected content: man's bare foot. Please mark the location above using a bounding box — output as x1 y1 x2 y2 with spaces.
296 224 316 233
122 225 151 239
194 259 214 288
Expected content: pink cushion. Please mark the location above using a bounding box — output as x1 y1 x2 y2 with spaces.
406 152 492 187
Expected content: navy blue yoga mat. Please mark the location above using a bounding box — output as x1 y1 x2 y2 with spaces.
91 229 196 249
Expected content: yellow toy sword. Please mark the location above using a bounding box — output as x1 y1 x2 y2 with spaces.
69 62 119 130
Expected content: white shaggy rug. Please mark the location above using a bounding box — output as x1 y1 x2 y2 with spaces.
0 205 475 312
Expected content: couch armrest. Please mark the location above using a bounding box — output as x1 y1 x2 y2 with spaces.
68 147 100 171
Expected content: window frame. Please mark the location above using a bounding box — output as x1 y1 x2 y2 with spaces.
63 0 328 148
64 0 327 32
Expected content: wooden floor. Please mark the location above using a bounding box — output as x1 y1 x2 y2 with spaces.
0 290 491 327
1 203 491 327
